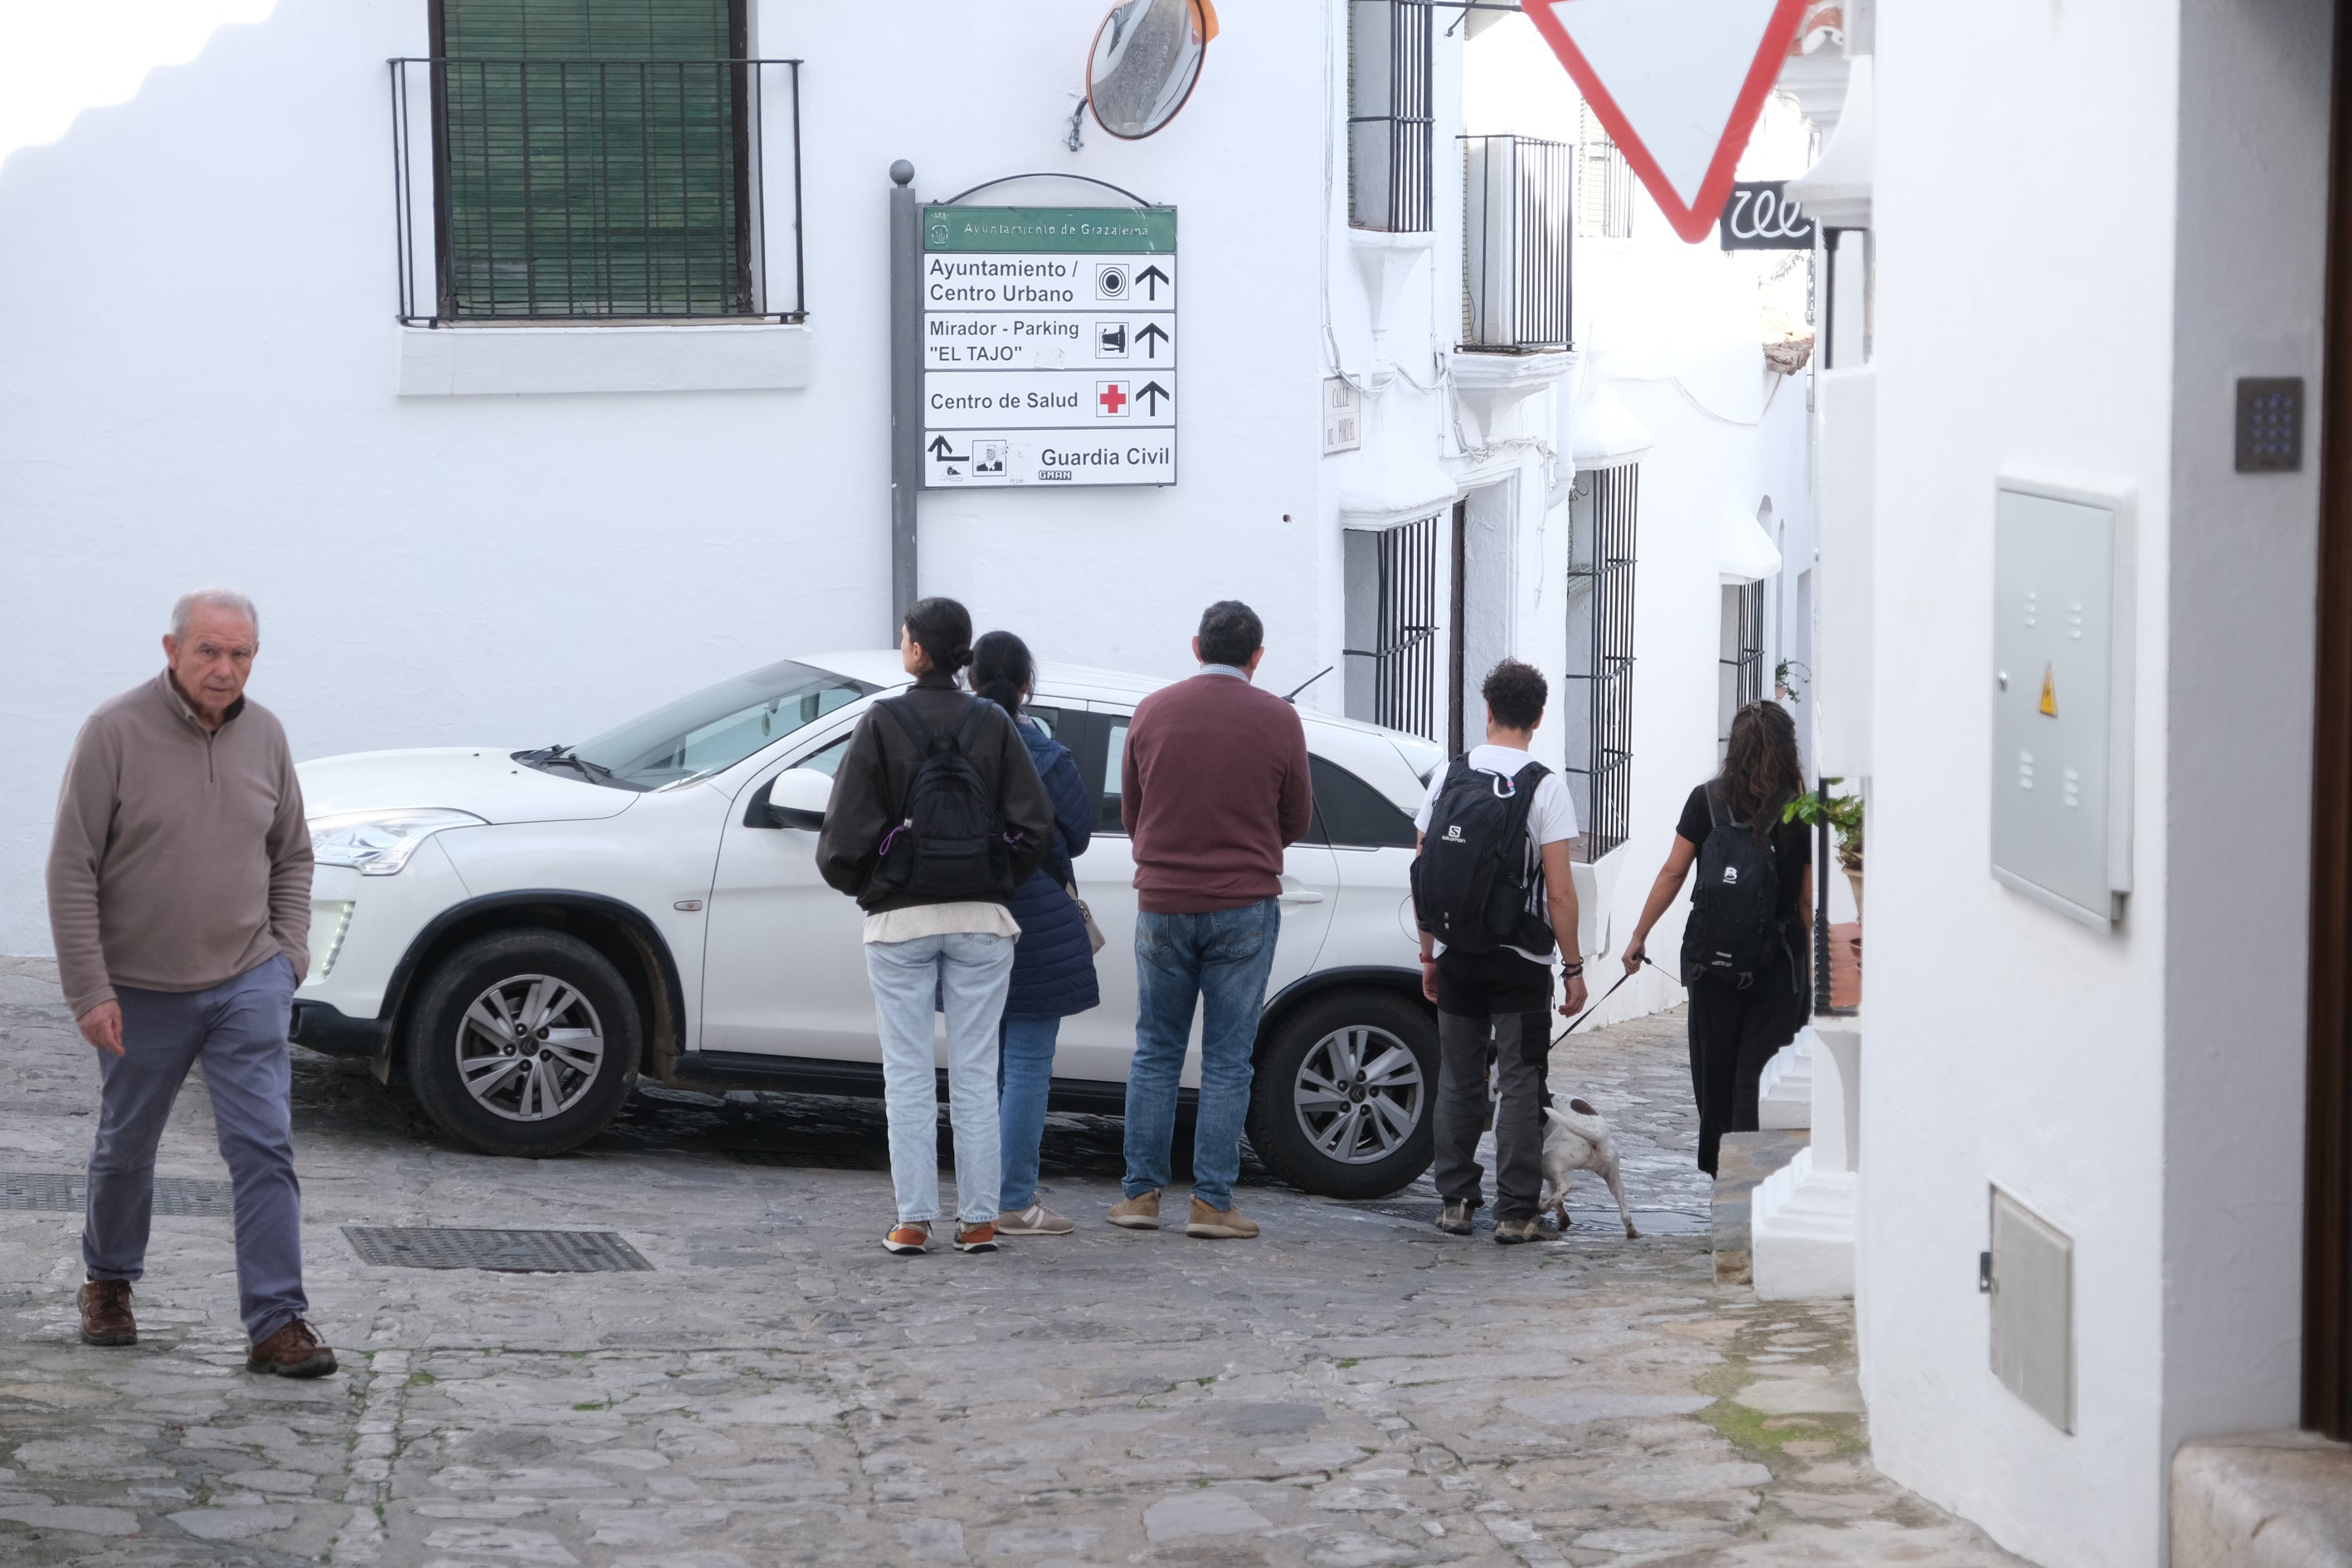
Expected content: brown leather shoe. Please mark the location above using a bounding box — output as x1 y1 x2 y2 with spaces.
79 1279 136 1346
246 1317 337 1378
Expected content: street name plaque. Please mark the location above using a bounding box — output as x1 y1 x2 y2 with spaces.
921 204 1176 488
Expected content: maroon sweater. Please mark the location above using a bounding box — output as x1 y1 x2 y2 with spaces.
1122 671 1313 913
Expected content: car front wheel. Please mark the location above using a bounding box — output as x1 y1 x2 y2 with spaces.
405 930 642 1157
1246 988 1437 1200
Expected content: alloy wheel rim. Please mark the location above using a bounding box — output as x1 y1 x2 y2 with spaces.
454 973 605 1122
1292 1025 1424 1164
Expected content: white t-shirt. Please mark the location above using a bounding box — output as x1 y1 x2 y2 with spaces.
1414 744 1580 964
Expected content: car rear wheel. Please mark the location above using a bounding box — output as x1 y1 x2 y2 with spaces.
1246 988 1437 1200
406 930 641 1157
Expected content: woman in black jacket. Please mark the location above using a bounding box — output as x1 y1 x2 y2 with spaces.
815 598 1054 1256
1619 700 1813 1176
970 631 1100 1238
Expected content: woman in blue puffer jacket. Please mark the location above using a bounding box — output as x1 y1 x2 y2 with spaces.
971 631 1099 1237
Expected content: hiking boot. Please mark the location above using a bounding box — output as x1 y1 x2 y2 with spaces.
954 1222 1000 1254
78 1279 135 1347
1493 1215 1542 1245
883 1220 932 1255
1436 1201 1475 1236
997 1203 1074 1236
1184 1198 1260 1239
1108 1190 1161 1230
246 1318 337 1378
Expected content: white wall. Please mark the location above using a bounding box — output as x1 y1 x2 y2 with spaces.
0 0 1437 954
1856 0 2329 1562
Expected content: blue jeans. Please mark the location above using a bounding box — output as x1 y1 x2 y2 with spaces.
996 1015 1061 1211
864 931 1015 1225
1122 898 1281 1213
87 953 308 1343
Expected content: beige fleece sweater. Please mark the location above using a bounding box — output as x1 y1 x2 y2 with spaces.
46 672 313 1017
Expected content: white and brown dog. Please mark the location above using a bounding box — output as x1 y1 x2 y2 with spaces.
1539 1098 1639 1238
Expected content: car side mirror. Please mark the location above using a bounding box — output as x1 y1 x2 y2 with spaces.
755 767 832 831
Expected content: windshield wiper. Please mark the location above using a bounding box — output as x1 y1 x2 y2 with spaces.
519 743 629 787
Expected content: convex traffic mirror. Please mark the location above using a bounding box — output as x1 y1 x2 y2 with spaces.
1087 0 1217 140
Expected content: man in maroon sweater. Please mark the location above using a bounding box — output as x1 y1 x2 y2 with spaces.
1109 601 1313 1239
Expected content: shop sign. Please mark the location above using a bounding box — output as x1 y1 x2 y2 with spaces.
921 205 1176 487
1717 180 1816 250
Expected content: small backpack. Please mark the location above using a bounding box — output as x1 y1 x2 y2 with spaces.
873 697 1010 898
1683 786 1784 986
1412 759 1552 955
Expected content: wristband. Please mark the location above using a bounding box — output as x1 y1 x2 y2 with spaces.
1561 960 1585 977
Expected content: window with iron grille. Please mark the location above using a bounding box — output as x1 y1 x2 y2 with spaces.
1460 134 1573 351
1717 581 1765 753
1348 0 1434 233
416 0 777 321
1342 514 1441 742
1564 467 1637 862
1576 101 1634 240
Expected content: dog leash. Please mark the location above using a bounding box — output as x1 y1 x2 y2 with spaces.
1551 956 1668 1047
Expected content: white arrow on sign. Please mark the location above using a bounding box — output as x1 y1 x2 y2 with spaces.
1524 0 1809 244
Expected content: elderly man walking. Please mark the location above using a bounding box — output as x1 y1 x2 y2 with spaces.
46 589 334 1376
1111 601 1312 1240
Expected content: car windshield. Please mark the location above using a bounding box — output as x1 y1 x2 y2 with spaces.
538 661 877 791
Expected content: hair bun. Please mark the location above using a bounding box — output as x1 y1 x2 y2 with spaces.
952 647 975 670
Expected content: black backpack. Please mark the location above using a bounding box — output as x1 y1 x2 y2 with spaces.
873 697 1009 898
1683 786 1785 986
1412 759 1552 955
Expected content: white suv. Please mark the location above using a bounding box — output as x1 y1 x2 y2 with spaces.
292 652 1478 1199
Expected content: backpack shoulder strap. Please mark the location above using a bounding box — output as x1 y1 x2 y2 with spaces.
879 695 933 752
1708 782 1730 831
952 695 995 755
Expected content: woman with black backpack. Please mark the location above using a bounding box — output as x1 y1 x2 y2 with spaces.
816 598 1054 1256
1620 700 1813 1176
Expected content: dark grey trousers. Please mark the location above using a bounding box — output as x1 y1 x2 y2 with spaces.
1431 945 1555 1219
85 953 308 1343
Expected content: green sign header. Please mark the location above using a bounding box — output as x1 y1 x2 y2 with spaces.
923 205 1177 256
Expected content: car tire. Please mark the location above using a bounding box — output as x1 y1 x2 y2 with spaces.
1245 988 1438 1200
405 930 642 1158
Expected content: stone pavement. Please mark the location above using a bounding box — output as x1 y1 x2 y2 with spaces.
0 955 2024 1567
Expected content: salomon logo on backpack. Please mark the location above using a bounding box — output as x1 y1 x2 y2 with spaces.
875 697 1010 898
1683 787 1783 986
1412 759 1552 955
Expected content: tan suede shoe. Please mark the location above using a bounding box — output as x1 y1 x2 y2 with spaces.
79 1280 136 1347
1108 1190 1161 1230
1184 1198 1259 1239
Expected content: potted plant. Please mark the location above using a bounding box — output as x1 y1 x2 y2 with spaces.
1784 785 1863 918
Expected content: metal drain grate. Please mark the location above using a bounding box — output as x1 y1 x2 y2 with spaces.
342 1226 652 1273
0 1171 236 1217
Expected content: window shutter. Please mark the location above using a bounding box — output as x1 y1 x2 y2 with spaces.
437 0 747 318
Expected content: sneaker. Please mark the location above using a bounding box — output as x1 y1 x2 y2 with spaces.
78 1279 136 1347
883 1220 932 1255
1184 1197 1260 1239
1493 1215 1542 1245
997 1203 1074 1236
1108 1190 1162 1230
1436 1201 1474 1236
246 1317 337 1378
954 1222 1000 1254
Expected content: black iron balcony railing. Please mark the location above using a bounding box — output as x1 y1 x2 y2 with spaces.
1347 0 1434 234
1460 134 1574 352
389 56 804 325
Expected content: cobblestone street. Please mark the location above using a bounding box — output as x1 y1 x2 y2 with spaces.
0 957 2022 1567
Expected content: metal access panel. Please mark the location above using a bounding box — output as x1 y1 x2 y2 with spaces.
1989 1186 2074 1434
1991 478 2135 928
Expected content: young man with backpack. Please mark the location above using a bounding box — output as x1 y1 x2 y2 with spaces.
1619 700 1813 1176
816 597 1054 1256
1413 660 1589 1244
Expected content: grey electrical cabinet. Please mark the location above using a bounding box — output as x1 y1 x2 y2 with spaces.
1990 478 2134 929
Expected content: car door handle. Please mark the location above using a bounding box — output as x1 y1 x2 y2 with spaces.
1279 889 1326 904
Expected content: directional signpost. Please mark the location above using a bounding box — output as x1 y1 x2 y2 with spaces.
920 205 1177 488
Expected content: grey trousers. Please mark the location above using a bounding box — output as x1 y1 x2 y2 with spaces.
1432 949 1555 1220
85 953 308 1342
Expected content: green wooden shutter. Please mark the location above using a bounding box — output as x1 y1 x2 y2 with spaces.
438 0 747 318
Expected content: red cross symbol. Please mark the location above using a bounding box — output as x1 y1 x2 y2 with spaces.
1098 382 1128 416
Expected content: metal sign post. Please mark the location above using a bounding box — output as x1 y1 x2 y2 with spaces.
888 160 920 641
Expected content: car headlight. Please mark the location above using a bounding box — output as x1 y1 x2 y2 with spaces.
309 809 485 876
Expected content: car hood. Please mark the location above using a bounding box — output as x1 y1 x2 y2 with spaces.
299 747 640 825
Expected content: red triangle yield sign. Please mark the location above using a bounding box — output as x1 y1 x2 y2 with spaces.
1524 0 1809 243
